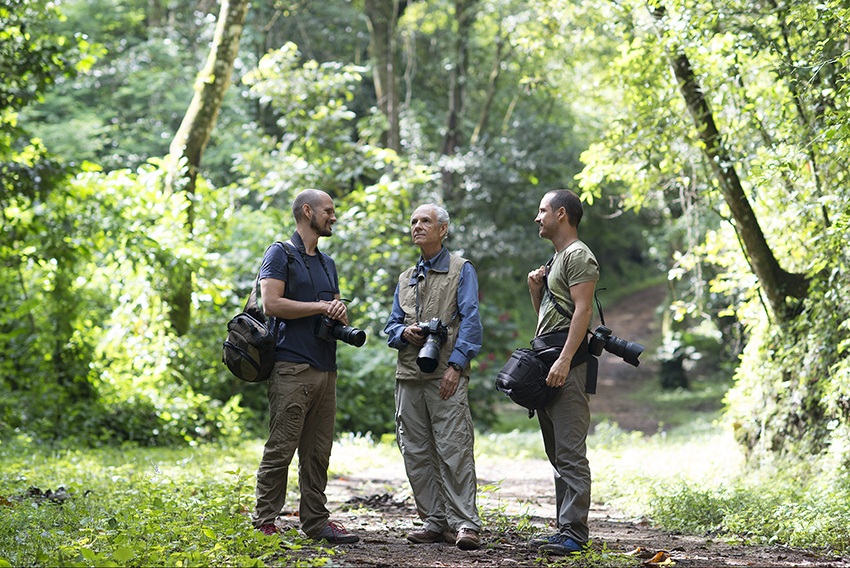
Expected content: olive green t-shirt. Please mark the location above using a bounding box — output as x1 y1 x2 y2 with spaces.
535 240 599 336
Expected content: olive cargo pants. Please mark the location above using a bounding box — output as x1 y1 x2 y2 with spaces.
537 362 591 544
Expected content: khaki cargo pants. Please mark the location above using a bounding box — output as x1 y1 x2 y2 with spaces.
252 361 336 538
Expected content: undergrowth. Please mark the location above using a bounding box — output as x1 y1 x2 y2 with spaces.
0 435 329 567
2 420 850 567
587 419 850 552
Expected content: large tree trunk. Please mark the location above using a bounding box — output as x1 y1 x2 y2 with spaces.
365 0 403 153
165 0 250 335
440 0 477 204
651 5 808 320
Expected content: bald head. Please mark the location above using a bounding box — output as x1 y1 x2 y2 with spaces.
293 189 331 222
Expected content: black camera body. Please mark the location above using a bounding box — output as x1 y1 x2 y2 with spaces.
588 324 645 367
416 317 449 373
314 315 366 347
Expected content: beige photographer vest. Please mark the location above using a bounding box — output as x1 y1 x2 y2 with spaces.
395 252 471 381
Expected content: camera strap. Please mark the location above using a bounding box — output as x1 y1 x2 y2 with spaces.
288 235 335 301
543 263 570 318
412 259 426 322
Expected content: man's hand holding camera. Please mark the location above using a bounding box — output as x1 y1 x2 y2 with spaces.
320 299 348 326
401 324 426 346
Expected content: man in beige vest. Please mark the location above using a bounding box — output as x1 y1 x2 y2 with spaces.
383 204 484 550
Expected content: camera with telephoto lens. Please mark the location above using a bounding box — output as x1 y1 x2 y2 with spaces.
416 317 449 373
588 324 645 367
314 315 366 347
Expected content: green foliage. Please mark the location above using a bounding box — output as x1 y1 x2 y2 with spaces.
237 42 375 207
19 0 253 184
0 161 245 445
556 0 850 468
644 477 850 551
0 437 330 567
335 345 397 437
725 270 850 461
589 420 850 552
0 0 95 116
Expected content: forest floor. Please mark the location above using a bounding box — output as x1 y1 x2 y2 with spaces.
274 285 848 568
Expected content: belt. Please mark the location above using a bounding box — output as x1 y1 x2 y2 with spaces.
529 331 596 394
531 330 570 350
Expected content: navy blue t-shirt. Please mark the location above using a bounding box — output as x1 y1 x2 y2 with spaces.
259 235 339 371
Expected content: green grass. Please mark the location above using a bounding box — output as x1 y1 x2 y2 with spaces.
0 436 319 567
3 413 850 567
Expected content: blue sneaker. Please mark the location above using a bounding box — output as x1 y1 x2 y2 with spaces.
529 533 559 548
538 534 584 555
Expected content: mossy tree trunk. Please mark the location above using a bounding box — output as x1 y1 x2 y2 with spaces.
651 5 809 322
164 0 250 336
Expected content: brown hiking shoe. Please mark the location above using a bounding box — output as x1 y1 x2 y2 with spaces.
456 528 480 550
407 528 445 544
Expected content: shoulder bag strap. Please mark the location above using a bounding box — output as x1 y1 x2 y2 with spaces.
543 240 584 318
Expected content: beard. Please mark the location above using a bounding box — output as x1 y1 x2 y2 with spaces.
311 216 333 237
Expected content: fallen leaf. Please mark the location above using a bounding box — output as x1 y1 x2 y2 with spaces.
623 547 655 559
644 551 676 566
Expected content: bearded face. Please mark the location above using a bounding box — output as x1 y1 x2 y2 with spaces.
311 213 333 237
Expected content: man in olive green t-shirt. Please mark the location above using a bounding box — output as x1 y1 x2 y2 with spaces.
526 190 599 556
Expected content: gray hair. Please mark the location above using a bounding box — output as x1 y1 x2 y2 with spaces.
412 204 451 239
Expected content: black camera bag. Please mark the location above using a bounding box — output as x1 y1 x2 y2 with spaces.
495 348 556 417
222 243 294 383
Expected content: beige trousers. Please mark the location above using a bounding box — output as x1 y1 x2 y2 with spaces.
395 378 481 533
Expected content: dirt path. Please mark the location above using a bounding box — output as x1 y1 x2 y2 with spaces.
277 286 847 567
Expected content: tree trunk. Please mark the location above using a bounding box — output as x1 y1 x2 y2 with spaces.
440 0 477 203
651 5 808 320
165 0 250 335
365 0 403 153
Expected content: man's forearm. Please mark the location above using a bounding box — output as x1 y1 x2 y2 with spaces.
529 287 543 315
560 306 592 362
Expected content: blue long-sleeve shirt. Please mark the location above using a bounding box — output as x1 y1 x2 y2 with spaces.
384 247 483 369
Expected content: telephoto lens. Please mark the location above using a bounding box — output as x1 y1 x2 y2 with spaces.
415 318 447 372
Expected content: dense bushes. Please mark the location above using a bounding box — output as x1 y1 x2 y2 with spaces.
726 270 850 463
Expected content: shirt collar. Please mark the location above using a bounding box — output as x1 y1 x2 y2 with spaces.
408 246 449 285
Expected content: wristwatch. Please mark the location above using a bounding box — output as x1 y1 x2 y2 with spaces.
449 362 463 372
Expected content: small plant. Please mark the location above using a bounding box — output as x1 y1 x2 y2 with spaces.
534 541 642 567
477 481 535 540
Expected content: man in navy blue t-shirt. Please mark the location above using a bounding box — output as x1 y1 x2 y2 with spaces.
251 189 359 545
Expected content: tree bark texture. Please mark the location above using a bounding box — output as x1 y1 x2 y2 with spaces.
166 0 250 335
365 0 402 153
652 7 808 319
